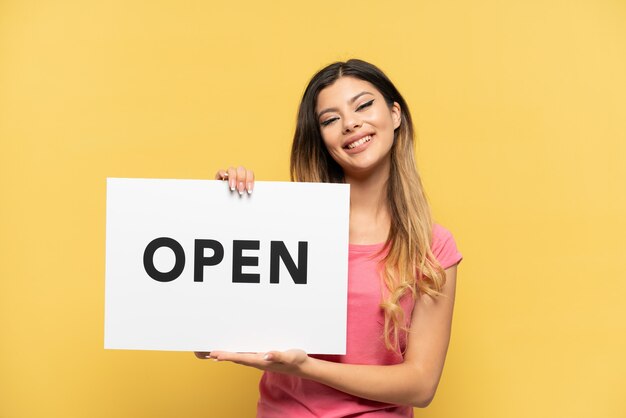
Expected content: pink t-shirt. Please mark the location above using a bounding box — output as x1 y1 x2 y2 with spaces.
257 224 463 418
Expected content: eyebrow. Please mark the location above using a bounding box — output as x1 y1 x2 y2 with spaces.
316 91 374 119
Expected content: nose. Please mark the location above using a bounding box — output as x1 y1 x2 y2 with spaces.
342 114 362 134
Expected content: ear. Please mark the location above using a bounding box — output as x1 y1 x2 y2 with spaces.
391 101 401 129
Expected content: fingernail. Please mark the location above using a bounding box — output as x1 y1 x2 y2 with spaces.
247 183 253 194
263 353 272 361
238 182 244 195
229 179 235 191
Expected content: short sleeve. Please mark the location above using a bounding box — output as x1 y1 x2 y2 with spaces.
431 224 463 269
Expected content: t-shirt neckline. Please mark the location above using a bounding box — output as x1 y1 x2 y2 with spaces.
348 241 388 253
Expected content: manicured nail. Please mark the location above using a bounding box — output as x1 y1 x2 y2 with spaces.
247 183 253 194
238 182 244 195
229 179 235 191
263 353 272 361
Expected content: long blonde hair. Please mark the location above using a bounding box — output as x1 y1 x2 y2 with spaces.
290 59 446 351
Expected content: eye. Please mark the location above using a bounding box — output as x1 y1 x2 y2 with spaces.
320 117 338 127
356 99 374 111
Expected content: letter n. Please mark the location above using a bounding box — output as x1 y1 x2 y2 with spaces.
270 241 308 284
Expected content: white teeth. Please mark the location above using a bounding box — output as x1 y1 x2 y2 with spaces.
347 135 372 149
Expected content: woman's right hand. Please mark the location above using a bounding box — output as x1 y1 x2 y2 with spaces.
215 166 255 195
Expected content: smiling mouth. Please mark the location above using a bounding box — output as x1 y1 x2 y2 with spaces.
345 135 373 150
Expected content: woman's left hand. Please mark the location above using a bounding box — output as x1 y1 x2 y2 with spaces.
194 349 309 374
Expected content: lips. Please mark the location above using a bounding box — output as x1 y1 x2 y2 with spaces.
343 133 374 150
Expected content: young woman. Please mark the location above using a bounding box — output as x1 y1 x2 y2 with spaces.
195 59 463 417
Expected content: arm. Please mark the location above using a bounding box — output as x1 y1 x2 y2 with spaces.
206 264 459 408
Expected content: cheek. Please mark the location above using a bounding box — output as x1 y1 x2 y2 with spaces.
320 135 331 152
320 135 343 162
320 130 340 150
360 112 382 131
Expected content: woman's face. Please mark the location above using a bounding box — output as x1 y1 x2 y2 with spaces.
315 76 401 178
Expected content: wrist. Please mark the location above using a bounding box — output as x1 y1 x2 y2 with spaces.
294 354 319 380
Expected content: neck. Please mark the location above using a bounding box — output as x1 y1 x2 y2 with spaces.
345 158 391 244
346 170 388 213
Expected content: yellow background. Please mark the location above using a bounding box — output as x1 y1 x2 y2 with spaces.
1 0 625 417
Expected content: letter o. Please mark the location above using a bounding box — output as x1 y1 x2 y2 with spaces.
143 237 186 282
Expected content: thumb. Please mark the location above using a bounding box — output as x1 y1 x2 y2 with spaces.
263 351 282 362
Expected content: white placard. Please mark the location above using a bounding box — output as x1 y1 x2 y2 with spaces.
105 178 350 354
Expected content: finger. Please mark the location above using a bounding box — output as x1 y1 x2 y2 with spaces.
215 169 228 180
236 166 246 195
245 169 255 194
227 167 237 191
194 351 211 359
264 350 297 364
212 351 261 365
209 350 236 361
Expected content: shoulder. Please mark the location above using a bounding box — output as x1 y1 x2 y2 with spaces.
430 223 463 270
